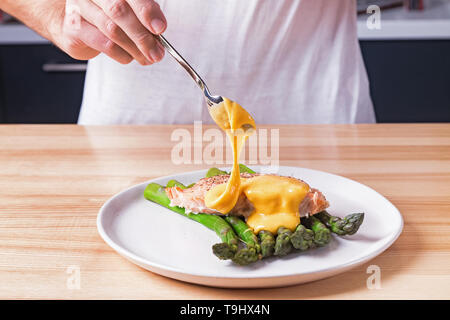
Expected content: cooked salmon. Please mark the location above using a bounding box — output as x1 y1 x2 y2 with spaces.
165 173 329 218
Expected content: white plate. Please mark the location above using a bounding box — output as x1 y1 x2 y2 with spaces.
97 166 403 288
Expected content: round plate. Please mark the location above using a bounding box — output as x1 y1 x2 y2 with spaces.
97 166 403 288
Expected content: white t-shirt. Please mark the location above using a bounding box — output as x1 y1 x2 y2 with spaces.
78 0 375 125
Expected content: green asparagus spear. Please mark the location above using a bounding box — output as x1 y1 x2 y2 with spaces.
290 224 314 251
259 230 275 258
225 216 261 265
225 216 260 252
166 179 196 189
238 164 256 174
304 216 331 247
274 227 294 256
166 179 187 189
206 167 228 178
144 183 185 214
316 211 364 236
143 183 239 259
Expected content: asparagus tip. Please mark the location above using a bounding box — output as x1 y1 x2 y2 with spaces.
274 227 293 256
212 243 237 260
342 212 364 235
290 224 314 251
231 247 259 265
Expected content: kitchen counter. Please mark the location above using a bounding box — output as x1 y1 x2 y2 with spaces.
0 124 449 299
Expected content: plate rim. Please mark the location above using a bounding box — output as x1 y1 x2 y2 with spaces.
97 165 404 280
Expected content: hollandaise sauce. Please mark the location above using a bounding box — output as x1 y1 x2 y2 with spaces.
243 175 310 234
204 97 310 234
204 98 255 213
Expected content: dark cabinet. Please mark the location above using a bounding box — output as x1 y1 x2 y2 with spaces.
0 45 86 123
360 40 450 123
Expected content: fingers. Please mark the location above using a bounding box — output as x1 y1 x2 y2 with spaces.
93 0 165 63
62 0 167 65
76 0 150 65
126 0 167 34
63 9 133 64
62 8 99 60
78 21 134 64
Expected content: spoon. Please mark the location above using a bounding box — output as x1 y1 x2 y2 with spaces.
154 34 223 107
154 35 255 132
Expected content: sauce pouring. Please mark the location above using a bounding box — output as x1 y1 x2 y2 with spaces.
205 98 310 235
157 34 309 235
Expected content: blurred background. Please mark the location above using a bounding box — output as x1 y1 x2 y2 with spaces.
0 0 449 124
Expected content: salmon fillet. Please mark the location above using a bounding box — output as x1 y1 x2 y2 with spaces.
165 173 329 218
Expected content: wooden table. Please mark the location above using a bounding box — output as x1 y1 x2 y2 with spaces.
0 124 449 299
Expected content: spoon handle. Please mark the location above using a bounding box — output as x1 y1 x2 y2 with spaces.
155 34 206 92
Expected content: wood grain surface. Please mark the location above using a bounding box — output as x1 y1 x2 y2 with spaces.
0 124 449 299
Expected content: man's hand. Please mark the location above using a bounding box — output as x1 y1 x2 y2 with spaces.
1 0 167 65
59 0 167 65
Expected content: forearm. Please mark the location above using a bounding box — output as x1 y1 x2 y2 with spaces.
0 0 65 43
